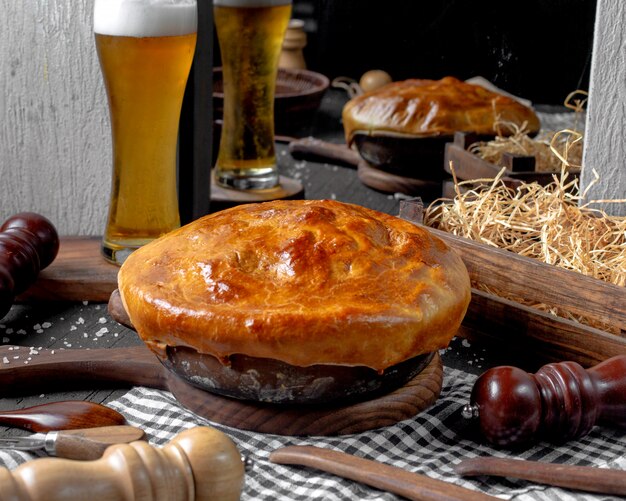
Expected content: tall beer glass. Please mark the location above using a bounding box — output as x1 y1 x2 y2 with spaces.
94 0 197 265
214 0 292 190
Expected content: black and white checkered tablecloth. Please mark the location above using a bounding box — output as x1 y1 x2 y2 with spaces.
1 365 624 500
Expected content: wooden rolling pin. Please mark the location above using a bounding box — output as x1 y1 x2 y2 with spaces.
0 426 244 501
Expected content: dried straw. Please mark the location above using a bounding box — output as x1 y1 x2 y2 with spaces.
424 167 626 332
469 90 588 172
468 123 583 173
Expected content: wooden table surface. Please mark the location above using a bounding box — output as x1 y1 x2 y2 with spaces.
0 89 516 432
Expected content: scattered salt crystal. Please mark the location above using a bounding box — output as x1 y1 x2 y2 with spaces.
5 328 13 334
82 301 89 306
33 324 41 330
36 329 44 334
95 327 108 337
2 357 8 364
39 394 45 398
83 333 88 338
76 318 85 325
98 317 107 324
17 329 26 335
41 322 52 329
13 356 18 360
70 326 77 331
461 339 471 348
65 343 72 348
27 357 32 361
60 317 64 321
29 349 39 355
51 350 55 355
23 361 29 364
7 347 12 351
114 333 119 338
2 337 8 343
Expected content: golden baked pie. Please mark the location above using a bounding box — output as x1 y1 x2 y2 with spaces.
118 199 471 372
342 76 540 144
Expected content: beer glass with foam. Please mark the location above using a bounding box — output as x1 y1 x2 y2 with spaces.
94 0 197 265
214 0 292 190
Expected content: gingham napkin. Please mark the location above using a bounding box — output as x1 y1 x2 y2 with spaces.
2 366 622 500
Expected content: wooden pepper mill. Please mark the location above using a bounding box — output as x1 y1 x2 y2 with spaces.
0 212 59 318
463 355 626 447
0 426 245 501
279 19 307 70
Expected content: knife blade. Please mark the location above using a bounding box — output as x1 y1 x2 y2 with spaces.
0 425 146 460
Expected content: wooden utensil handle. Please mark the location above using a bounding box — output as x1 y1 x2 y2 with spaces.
455 457 626 496
0 345 169 395
52 426 146 460
0 427 244 501
288 137 361 167
269 445 498 501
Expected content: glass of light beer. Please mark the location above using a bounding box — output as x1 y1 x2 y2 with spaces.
214 0 292 190
94 0 197 265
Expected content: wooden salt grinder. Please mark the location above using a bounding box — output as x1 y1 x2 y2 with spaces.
0 426 245 501
463 355 626 447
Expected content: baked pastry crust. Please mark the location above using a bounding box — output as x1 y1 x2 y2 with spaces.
118 200 471 371
342 76 540 143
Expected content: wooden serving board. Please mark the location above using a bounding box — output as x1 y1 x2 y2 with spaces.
0 344 443 436
17 237 119 303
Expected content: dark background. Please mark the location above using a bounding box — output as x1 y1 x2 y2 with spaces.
289 0 597 106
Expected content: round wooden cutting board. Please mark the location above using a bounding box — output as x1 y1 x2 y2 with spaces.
0 342 444 437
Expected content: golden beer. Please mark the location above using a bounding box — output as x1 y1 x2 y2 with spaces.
94 0 197 264
214 0 292 190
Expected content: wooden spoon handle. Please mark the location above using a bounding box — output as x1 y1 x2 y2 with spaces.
455 457 626 496
0 345 169 395
288 137 361 167
270 445 498 501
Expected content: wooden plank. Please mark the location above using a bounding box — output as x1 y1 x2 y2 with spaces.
461 288 626 368
16 237 118 303
424 224 626 333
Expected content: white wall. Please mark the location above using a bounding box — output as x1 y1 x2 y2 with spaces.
581 0 626 216
0 0 110 235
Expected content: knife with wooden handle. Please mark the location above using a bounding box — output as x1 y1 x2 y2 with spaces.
0 426 146 460
269 445 498 501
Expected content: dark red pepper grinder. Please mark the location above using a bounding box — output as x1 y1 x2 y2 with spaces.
463 355 626 447
0 212 59 319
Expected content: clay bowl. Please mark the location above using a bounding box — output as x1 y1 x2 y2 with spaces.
108 290 434 406
163 346 434 405
351 131 453 181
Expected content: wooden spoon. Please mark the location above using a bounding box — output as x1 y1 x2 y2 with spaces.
270 445 498 501
0 401 126 432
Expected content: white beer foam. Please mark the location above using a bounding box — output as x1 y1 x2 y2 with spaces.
214 0 291 6
94 0 197 37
